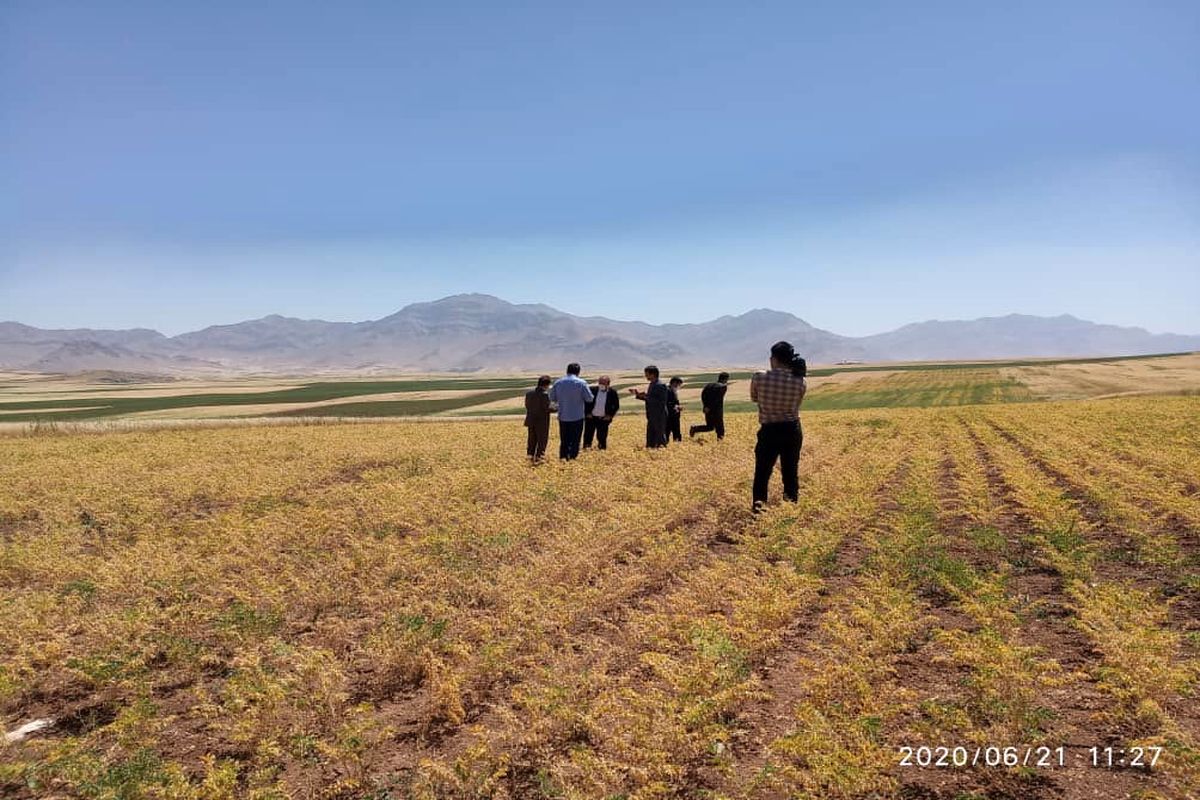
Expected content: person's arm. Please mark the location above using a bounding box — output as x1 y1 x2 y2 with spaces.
749 374 760 404
548 382 558 405
609 391 619 418
797 377 807 406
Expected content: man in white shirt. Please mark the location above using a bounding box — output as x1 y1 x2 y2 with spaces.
583 374 620 450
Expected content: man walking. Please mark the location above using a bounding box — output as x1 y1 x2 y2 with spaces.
583 374 620 450
666 377 684 443
690 372 729 440
629 365 670 449
548 363 593 460
524 374 552 463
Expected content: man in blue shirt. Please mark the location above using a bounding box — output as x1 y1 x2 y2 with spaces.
548 362 594 460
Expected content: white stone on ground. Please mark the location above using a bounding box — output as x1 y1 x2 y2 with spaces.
4 718 55 743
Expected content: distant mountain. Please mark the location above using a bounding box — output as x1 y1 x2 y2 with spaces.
21 341 221 375
1 295 1196 374
857 314 1200 361
174 315 355 359
0 322 183 371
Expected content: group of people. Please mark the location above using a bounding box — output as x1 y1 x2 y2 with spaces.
522 364 728 461
523 340 809 511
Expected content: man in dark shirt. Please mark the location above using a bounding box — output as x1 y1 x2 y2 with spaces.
690 371 729 440
524 375 552 463
629 365 669 448
666 377 684 443
583 374 620 450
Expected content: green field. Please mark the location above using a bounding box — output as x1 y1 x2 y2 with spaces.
723 369 1036 413
265 388 527 418
0 378 533 422
678 350 1191 383
0 352 1194 424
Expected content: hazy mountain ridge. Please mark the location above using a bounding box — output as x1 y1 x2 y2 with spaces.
2 295 1196 374
857 314 1200 361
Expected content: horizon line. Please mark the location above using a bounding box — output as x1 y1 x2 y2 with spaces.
4 292 1198 339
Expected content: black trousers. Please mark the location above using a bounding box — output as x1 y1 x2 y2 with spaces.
690 411 725 439
558 419 585 460
583 416 611 449
667 411 682 442
645 413 667 448
526 423 549 459
753 420 802 507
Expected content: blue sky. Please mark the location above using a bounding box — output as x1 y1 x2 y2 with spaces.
2 1 1197 336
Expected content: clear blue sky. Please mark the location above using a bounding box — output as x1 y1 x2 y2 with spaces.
2 1 1197 335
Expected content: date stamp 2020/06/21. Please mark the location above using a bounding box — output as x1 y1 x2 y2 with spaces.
898 745 1163 770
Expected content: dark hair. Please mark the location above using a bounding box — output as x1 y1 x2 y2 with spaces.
669 376 683 386
537 374 552 387
771 341 807 378
566 362 581 375
644 365 660 378
717 371 730 383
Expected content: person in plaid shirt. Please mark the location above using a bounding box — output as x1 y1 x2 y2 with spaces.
749 341 808 511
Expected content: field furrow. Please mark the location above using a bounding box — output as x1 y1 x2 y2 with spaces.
963 416 1200 798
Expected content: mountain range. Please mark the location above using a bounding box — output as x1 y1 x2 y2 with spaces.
2 294 1197 375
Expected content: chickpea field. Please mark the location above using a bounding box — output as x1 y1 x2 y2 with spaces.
1 398 1198 799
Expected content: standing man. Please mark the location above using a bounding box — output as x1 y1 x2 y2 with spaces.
583 374 620 450
548 362 593 460
666 377 684 443
629 365 670 449
750 342 808 512
690 372 729 440
524 374 553 463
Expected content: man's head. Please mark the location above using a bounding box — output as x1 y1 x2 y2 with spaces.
537 374 552 388
644 365 660 381
669 377 683 388
769 341 794 370
717 371 730 384
566 362 581 376
770 341 807 377
597 375 611 388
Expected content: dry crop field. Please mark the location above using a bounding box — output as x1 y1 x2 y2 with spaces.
1 397 1198 799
